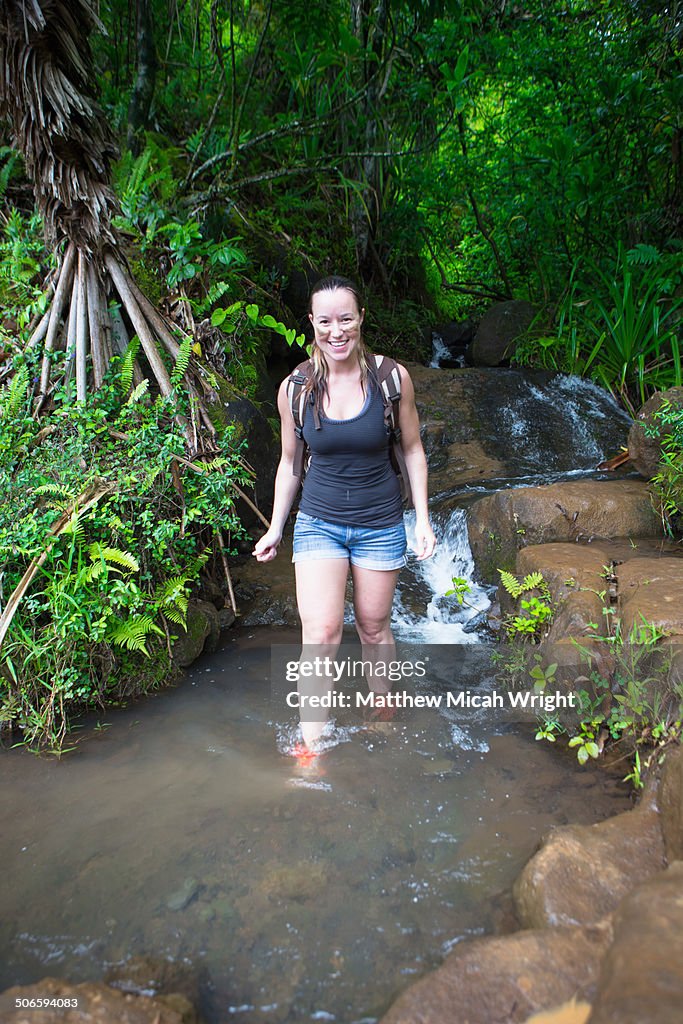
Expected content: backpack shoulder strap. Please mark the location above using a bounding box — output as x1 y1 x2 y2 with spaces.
372 353 402 436
286 359 313 479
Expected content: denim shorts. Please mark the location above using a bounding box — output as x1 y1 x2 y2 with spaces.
292 512 407 570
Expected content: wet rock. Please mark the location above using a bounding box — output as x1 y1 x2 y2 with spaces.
616 557 683 640
470 300 536 367
468 480 662 583
659 746 683 861
104 955 201 1007
588 860 683 1024
434 319 476 353
512 801 665 930
0 978 199 1024
217 607 236 630
166 876 201 911
171 601 219 667
627 387 683 480
379 922 612 1024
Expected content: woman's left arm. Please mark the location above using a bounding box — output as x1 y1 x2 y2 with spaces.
397 365 436 561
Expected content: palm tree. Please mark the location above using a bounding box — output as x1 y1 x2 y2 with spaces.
0 0 214 446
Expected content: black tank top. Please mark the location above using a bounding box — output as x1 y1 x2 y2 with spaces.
299 381 403 527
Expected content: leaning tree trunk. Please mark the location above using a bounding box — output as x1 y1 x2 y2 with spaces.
0 0 216 446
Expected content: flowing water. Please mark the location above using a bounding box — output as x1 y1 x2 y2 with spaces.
2 373 635 1021
1 511 629 1023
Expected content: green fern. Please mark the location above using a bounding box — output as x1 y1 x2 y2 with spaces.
499 569 549 599
171 335 193 385
33 482 76 502
120 337 141 395
88 543 140 574
106 615 164 655
125 379 149 405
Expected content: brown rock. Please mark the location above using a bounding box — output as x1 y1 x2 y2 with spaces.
588 860 683 1024
659 746 683 862
513 802 665 930
379 923 612 1024
468 481 662 582
617 557 683 639
470 300 536 366
627 387 683 480
0 978 199 1024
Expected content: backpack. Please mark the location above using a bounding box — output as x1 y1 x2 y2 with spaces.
286 353 413 508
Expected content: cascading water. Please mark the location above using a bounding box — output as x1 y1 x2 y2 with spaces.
393 508 491 643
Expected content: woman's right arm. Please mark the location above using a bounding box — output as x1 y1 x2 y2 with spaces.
252 379 302 562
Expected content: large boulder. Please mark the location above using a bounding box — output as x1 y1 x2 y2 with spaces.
470 300 535 366
379 923 612 1024
588 860 683 1024
467 480 662 582
512 800 665 930
628 387 683 480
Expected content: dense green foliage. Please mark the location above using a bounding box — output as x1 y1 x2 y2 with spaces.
0 356 251 749
1 0 681 746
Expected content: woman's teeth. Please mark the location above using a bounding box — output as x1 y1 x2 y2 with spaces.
330 340 347 347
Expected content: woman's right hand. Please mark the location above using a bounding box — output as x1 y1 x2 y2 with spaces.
252 528 282 562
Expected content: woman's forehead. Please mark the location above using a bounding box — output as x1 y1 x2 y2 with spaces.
311 288 361 316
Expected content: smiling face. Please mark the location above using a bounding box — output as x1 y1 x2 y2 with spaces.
309 287 365 363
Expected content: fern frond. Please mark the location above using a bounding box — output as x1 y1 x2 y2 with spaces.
107 614 163 655
88 543 140 574
498 569 522 598
120 337 141 395
33 482 75 501
172 335 193 385
125 379 149 405
1 365 30 417
521 571 545 591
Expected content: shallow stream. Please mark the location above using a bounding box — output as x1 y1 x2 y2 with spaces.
2 370 635 1022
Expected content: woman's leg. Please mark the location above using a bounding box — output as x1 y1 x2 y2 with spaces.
294 558 349 745
351 566 400 694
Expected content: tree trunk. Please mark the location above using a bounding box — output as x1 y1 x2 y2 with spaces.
127 0 157 155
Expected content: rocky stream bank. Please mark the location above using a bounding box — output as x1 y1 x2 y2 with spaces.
4 366 683 1024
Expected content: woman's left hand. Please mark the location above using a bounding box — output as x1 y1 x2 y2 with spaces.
413 518 437 561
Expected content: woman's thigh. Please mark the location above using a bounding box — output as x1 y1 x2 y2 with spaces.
351 565 400 643
295 558 349 645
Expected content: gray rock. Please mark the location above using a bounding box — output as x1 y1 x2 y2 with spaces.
470 300 536 366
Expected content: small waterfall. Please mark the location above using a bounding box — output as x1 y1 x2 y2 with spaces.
429 332 453 368
393 508 491 643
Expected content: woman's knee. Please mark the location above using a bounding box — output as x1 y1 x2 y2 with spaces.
355 617 392 645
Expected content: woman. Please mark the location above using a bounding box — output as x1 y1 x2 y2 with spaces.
253 276 436 742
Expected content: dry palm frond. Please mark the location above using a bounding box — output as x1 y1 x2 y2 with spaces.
0 0 219 445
